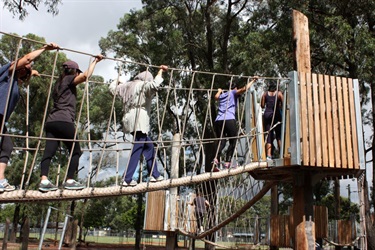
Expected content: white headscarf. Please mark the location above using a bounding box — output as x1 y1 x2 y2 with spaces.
123 71 154 105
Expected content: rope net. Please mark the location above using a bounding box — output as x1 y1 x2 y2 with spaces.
0 32 290 245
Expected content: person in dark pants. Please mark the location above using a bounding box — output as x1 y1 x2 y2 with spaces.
0 42 59 193
191 190 210 234
109 65 168 187
39 55 103 192
213 77 258 170
261 81 283 160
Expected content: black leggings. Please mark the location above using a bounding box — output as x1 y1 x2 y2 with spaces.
214 119 237 162
0 115 13 164
195 211 205 229
263 111 282 144
40 121 82 179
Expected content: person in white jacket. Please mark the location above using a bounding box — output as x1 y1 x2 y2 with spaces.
109 65 168 186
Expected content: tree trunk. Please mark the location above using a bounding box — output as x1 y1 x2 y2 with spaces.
364 177 375 250
78 199 89 243
21 217 29 250
334 179 341 220
10 204 21 242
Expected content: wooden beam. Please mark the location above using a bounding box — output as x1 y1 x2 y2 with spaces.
292 9 315 250
293 10 311 73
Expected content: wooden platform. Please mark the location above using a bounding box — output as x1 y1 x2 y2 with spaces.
251 164 364 182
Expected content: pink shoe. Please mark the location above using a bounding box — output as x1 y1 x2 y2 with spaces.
223 162 231 169
213 167 220 172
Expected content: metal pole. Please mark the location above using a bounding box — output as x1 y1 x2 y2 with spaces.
38 207 52 250
287 71 301 165
58 214 72 250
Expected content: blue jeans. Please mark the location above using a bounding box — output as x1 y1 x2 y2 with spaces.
124 132 160 183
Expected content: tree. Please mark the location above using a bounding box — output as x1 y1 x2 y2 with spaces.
0 204 15 223
3 0 62 20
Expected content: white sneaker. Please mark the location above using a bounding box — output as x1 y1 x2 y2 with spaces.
122 180 137 187
149 176 163 182
0 179 15 191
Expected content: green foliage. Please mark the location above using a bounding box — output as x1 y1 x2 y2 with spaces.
3 0 62 20
0 204 15 222
278 180 360 222
219 194 271 228
320 194 360 221
73 179 144 232
80 195 143 231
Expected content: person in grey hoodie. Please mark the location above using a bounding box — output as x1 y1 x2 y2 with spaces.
109 65 168 186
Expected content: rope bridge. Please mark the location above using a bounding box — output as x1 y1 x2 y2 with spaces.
0 32 290 246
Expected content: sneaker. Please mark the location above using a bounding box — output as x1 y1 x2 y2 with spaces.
39 181 58 192
150 176 164 182
62 180 85 190
121 180 137 187
266 156 273 161
0 179 16 192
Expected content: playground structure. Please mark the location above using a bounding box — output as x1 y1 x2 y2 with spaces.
0 10 367 250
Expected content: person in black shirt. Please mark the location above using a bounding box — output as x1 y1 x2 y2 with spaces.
39 55 103 192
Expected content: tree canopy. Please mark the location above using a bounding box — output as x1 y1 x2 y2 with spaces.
3 0 61 20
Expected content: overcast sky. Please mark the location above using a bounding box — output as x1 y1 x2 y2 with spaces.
0 0 142 81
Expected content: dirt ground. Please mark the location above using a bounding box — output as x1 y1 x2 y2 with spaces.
1 241 194 250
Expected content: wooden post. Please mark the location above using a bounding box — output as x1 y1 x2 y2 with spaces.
271 185 278 215
296 216 316 250
292 173 315 246
21 217 30 250
292 9 316 249
293 10 311 73
64 219 73 245
165 133 181 249
70 219 78 250
270 185 279 249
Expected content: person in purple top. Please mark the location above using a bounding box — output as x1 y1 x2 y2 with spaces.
39 55 104 192
212 77 258 170
0 42 59 193
261 81 283 160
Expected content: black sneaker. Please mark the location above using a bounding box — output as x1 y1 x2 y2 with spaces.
39 181 58 192
62 180 85 190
